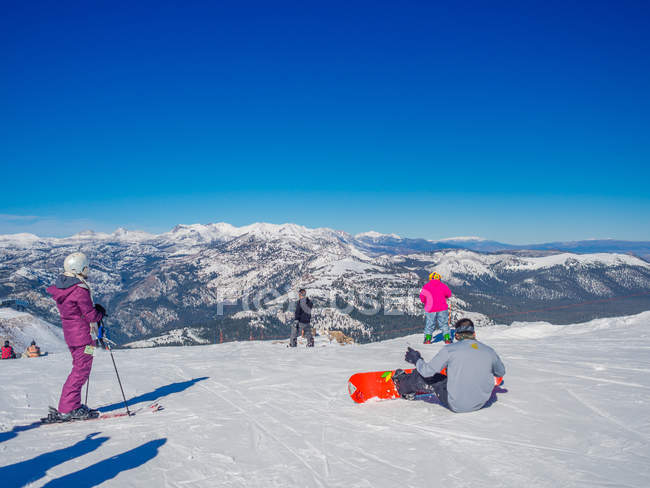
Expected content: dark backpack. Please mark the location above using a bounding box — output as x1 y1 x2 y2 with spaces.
295 298 313 324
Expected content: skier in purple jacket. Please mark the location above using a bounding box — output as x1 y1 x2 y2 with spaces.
46 252 105 421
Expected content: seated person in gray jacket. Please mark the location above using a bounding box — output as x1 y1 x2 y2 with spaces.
394 318 506 413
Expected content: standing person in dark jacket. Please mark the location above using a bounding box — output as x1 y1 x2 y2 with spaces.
290 289 314 347
46 252 105 421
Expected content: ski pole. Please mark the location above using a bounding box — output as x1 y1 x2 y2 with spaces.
99 320 131 416
85 320 101 406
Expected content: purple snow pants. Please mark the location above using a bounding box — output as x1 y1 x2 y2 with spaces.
58 344 94 413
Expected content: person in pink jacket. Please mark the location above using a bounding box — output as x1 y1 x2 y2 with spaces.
419 272 453 344
46 252 104 421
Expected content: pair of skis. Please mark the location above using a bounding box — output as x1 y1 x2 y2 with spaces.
40 402 163 425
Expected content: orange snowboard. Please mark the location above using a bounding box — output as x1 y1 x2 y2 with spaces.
347 368 502 404
347 369 414 404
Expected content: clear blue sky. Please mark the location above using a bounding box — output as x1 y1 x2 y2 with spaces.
1 1 649 243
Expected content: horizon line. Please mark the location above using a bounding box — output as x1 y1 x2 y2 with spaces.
0 220 643 246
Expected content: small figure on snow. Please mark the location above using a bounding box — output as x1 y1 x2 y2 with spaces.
393 318 506 413
420 272 452 344
46 252 106 421
290 288 314 347
1 340 17 359
25 340 41 358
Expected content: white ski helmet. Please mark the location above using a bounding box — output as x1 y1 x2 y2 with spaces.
64 252 89 277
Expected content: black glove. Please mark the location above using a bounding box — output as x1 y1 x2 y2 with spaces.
405 347 422 365
94 304 107 317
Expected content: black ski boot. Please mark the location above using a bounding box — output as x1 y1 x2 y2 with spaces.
392 369 418 400
61 404 99 421
41 405 99 423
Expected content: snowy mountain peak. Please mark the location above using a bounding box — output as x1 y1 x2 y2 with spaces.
111 227 155 241
355 231 401 240
162 223 241 245
227 222 352 243
161 222 342 246
240 222 309 237
438 236 486 242
70 229 110 239
509 252 650 270
0 233 42 247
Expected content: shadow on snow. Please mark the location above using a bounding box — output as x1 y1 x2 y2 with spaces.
418 384 509 409
99 376 209 412
41 438 167 488
0 432 109 487
484 385 509 408
0 421 41 444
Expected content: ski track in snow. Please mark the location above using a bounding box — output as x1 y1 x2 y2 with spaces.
561 387 648 443
1 312 650 487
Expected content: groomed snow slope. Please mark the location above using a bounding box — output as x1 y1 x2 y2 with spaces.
1 312 649 487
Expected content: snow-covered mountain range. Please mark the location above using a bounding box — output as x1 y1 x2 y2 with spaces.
1 223 649 345
3 224 649 257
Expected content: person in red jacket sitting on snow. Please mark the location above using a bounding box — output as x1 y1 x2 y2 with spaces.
1 340 17 359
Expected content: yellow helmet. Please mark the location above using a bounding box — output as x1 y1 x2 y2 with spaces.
429 272 441 281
